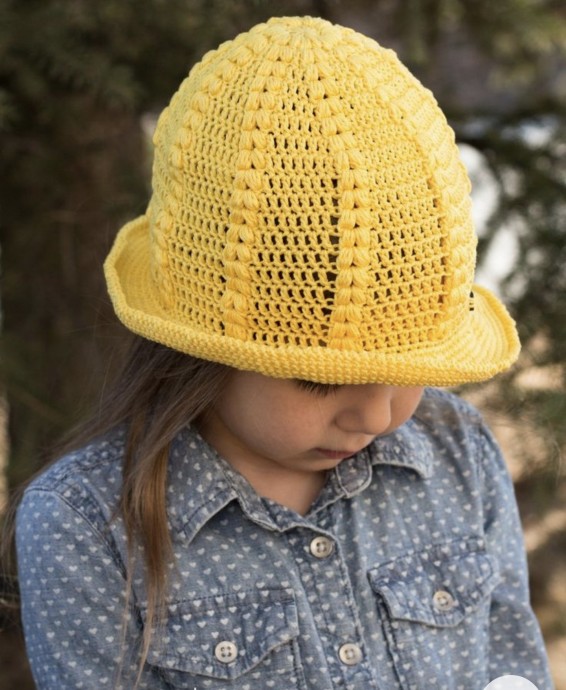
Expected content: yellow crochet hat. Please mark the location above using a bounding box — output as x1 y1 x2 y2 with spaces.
104 16 520 386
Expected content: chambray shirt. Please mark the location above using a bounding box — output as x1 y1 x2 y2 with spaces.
16 388 553 690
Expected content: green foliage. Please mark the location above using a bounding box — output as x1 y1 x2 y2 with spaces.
383 0 566 491
0 0 306 477
388 0 566 78
457 108 566 367
0 0 566 468
1 0 565 685
1 0 565 486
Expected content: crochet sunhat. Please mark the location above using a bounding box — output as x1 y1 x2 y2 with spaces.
104 16 520 386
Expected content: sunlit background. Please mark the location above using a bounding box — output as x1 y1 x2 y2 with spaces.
1 1 565 687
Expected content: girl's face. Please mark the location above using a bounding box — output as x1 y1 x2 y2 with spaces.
197 371 424 502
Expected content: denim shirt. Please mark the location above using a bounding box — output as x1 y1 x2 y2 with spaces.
16 388 553 690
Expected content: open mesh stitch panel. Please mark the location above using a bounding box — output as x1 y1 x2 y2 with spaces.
148 17 472 353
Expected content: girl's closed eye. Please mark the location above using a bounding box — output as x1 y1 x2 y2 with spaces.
295 380 341 396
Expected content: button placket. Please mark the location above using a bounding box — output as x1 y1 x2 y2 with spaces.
309 536 334 559
294 531 363 681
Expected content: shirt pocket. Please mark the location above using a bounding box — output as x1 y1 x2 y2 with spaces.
367 536 500 689
144 587 306 690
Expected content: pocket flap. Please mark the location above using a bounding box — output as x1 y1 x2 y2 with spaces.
367 537 500 627
145 587 299 680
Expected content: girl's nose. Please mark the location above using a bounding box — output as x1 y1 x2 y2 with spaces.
334 385 393 436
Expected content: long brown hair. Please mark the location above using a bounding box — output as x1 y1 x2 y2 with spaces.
2 335 231 685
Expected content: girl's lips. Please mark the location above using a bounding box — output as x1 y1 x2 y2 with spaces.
314 448 357 460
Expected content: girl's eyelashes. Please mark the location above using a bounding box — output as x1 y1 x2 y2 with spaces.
295 380 341 396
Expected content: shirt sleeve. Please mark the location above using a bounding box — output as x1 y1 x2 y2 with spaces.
16 487 167 690
476 422 555 689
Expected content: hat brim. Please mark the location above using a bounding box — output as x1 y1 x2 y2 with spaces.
104 216 520 386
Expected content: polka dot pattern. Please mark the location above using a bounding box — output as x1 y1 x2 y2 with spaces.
16 389 552 689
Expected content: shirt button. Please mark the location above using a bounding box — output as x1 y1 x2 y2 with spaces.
432 589 456 612
214 641 238 663
310 536 334 558
338 642 363 666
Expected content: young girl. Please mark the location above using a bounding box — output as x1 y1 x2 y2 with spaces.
15 16 553 690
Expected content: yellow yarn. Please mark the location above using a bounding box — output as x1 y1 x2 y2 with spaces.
104 16 520 386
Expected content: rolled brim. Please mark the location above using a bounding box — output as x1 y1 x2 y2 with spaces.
104 216 521 386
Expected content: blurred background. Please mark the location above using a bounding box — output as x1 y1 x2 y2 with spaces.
0 0 564 687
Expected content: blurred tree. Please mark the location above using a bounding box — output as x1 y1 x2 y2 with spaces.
0 0 564 490
426 0 566 478
1 0 564 487
0 3 306 489
0 0 298 481
1 0 565 686
369 0 566 458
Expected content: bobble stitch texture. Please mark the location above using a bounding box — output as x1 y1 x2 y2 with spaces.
104 16 520 385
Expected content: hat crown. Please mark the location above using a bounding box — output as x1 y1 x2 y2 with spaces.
105 17 519 385
147 16 476 354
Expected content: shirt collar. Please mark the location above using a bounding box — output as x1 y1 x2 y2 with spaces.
166 427 283 542
368 415 435 479
166 411 434 544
